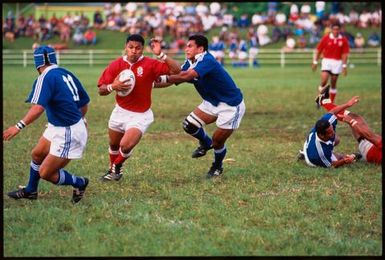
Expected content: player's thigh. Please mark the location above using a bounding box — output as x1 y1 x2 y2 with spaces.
120 128 143 151
39 154 71 180
109 128 124 147
192 107 217 125
31 135 51 163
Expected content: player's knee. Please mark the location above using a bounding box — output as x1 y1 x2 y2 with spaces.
31 148 45 164
183 118 199 135
38 166 52 181
183 113 205 135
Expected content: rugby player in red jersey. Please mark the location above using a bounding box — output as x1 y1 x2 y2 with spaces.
313 22 350 107
97 34 180 181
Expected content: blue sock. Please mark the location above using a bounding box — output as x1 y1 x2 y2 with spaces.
192 128 212 148
25 161 41 193
213 146 227 168
56 169 85 188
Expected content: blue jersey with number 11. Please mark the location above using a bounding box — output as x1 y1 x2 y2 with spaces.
26 65 90 126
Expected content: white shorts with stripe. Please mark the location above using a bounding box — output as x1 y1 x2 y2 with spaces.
108 104 154 134
198 100 246 129
358 139 374 161
43 118 88 159
321 58 343 74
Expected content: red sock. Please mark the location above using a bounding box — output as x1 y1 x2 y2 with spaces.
113 148 132 166
109 148 119 167
321 100 344 121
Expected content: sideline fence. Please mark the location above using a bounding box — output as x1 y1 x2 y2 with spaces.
3 48 381 68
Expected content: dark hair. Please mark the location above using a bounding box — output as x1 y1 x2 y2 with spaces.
315 119 331 136
188 34 208 51
331 22 341 28
126 34 145 45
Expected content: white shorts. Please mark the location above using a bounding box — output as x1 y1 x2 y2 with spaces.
198 100 245 129
43 118 88 159
358 139 374 161
108 104 154 134
321 58 343 75
211 50 224 59
229 51 237 59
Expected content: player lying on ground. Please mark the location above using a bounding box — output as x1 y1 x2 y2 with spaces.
302 96 360 168
317 91 382 164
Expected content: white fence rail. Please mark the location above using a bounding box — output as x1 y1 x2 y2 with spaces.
3 48 381 67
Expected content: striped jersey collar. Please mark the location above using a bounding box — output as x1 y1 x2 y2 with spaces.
188 51 206 66
329 33 342 40
38 64 58 76
123 55 144 66
315 132 333 145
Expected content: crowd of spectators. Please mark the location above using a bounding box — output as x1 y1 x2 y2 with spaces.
3 2 382 65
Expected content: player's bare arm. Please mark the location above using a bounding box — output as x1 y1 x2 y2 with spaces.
166 69 199 84
3 104 45 141
150 38 181 74
312 50 321 72
341 53 348 76
98 76 133 96
329 96 359 115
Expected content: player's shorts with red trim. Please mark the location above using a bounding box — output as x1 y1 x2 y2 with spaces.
358 139 382 164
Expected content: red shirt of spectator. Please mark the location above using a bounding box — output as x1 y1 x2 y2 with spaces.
317 33 350 60
98 55 170 112
84 29 96 42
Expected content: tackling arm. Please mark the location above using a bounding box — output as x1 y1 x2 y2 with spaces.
3 104 45 141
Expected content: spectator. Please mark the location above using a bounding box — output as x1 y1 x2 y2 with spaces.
251 12 265 26
289 3 299 25
315 1 326 20
59 21 71 43
93 10 104 29
72 27 85 45
83 27 97 45
354 32 365 50
282 36 296 52
238 13 249 28
297 35 307 49
275 11 286 26
367 32 380 47
256 24 271 46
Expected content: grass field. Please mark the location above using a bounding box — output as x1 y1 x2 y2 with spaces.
3 64 382 256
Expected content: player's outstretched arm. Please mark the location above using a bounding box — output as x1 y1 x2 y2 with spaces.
332 154 356 168
3 104 45 141
150 38 181 74
329 96 359 116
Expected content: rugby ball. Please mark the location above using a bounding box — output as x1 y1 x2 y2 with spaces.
117 69 135 96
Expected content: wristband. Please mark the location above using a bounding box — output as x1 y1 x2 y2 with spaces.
157 52 167 61
159 75 168 83
313 60 318 65
342 64 347 68
107 84 113 92
15 120 26 130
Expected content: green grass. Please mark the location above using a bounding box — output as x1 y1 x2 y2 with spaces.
3 64 382 256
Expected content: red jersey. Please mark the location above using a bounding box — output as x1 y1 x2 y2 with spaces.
98 55 170 112
366 139 382 164
317 33 349 60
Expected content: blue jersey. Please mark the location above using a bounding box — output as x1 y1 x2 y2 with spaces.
181 52 243 106
26 65 90 126
304 113 338 167
209 41 225 52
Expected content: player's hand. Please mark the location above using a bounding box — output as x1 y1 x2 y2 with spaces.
3 126 20 141
112 76 134 91
342 67 347 76
343 154 355 164
311 63 317 72
150 37 162 56
347 96 359 107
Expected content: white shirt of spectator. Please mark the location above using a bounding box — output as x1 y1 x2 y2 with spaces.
301 4 311 14
290 4 299 15
275 12 287 25
315 1 325 13
210 2 221 15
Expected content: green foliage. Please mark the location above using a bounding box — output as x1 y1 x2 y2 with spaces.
3 64 381 256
